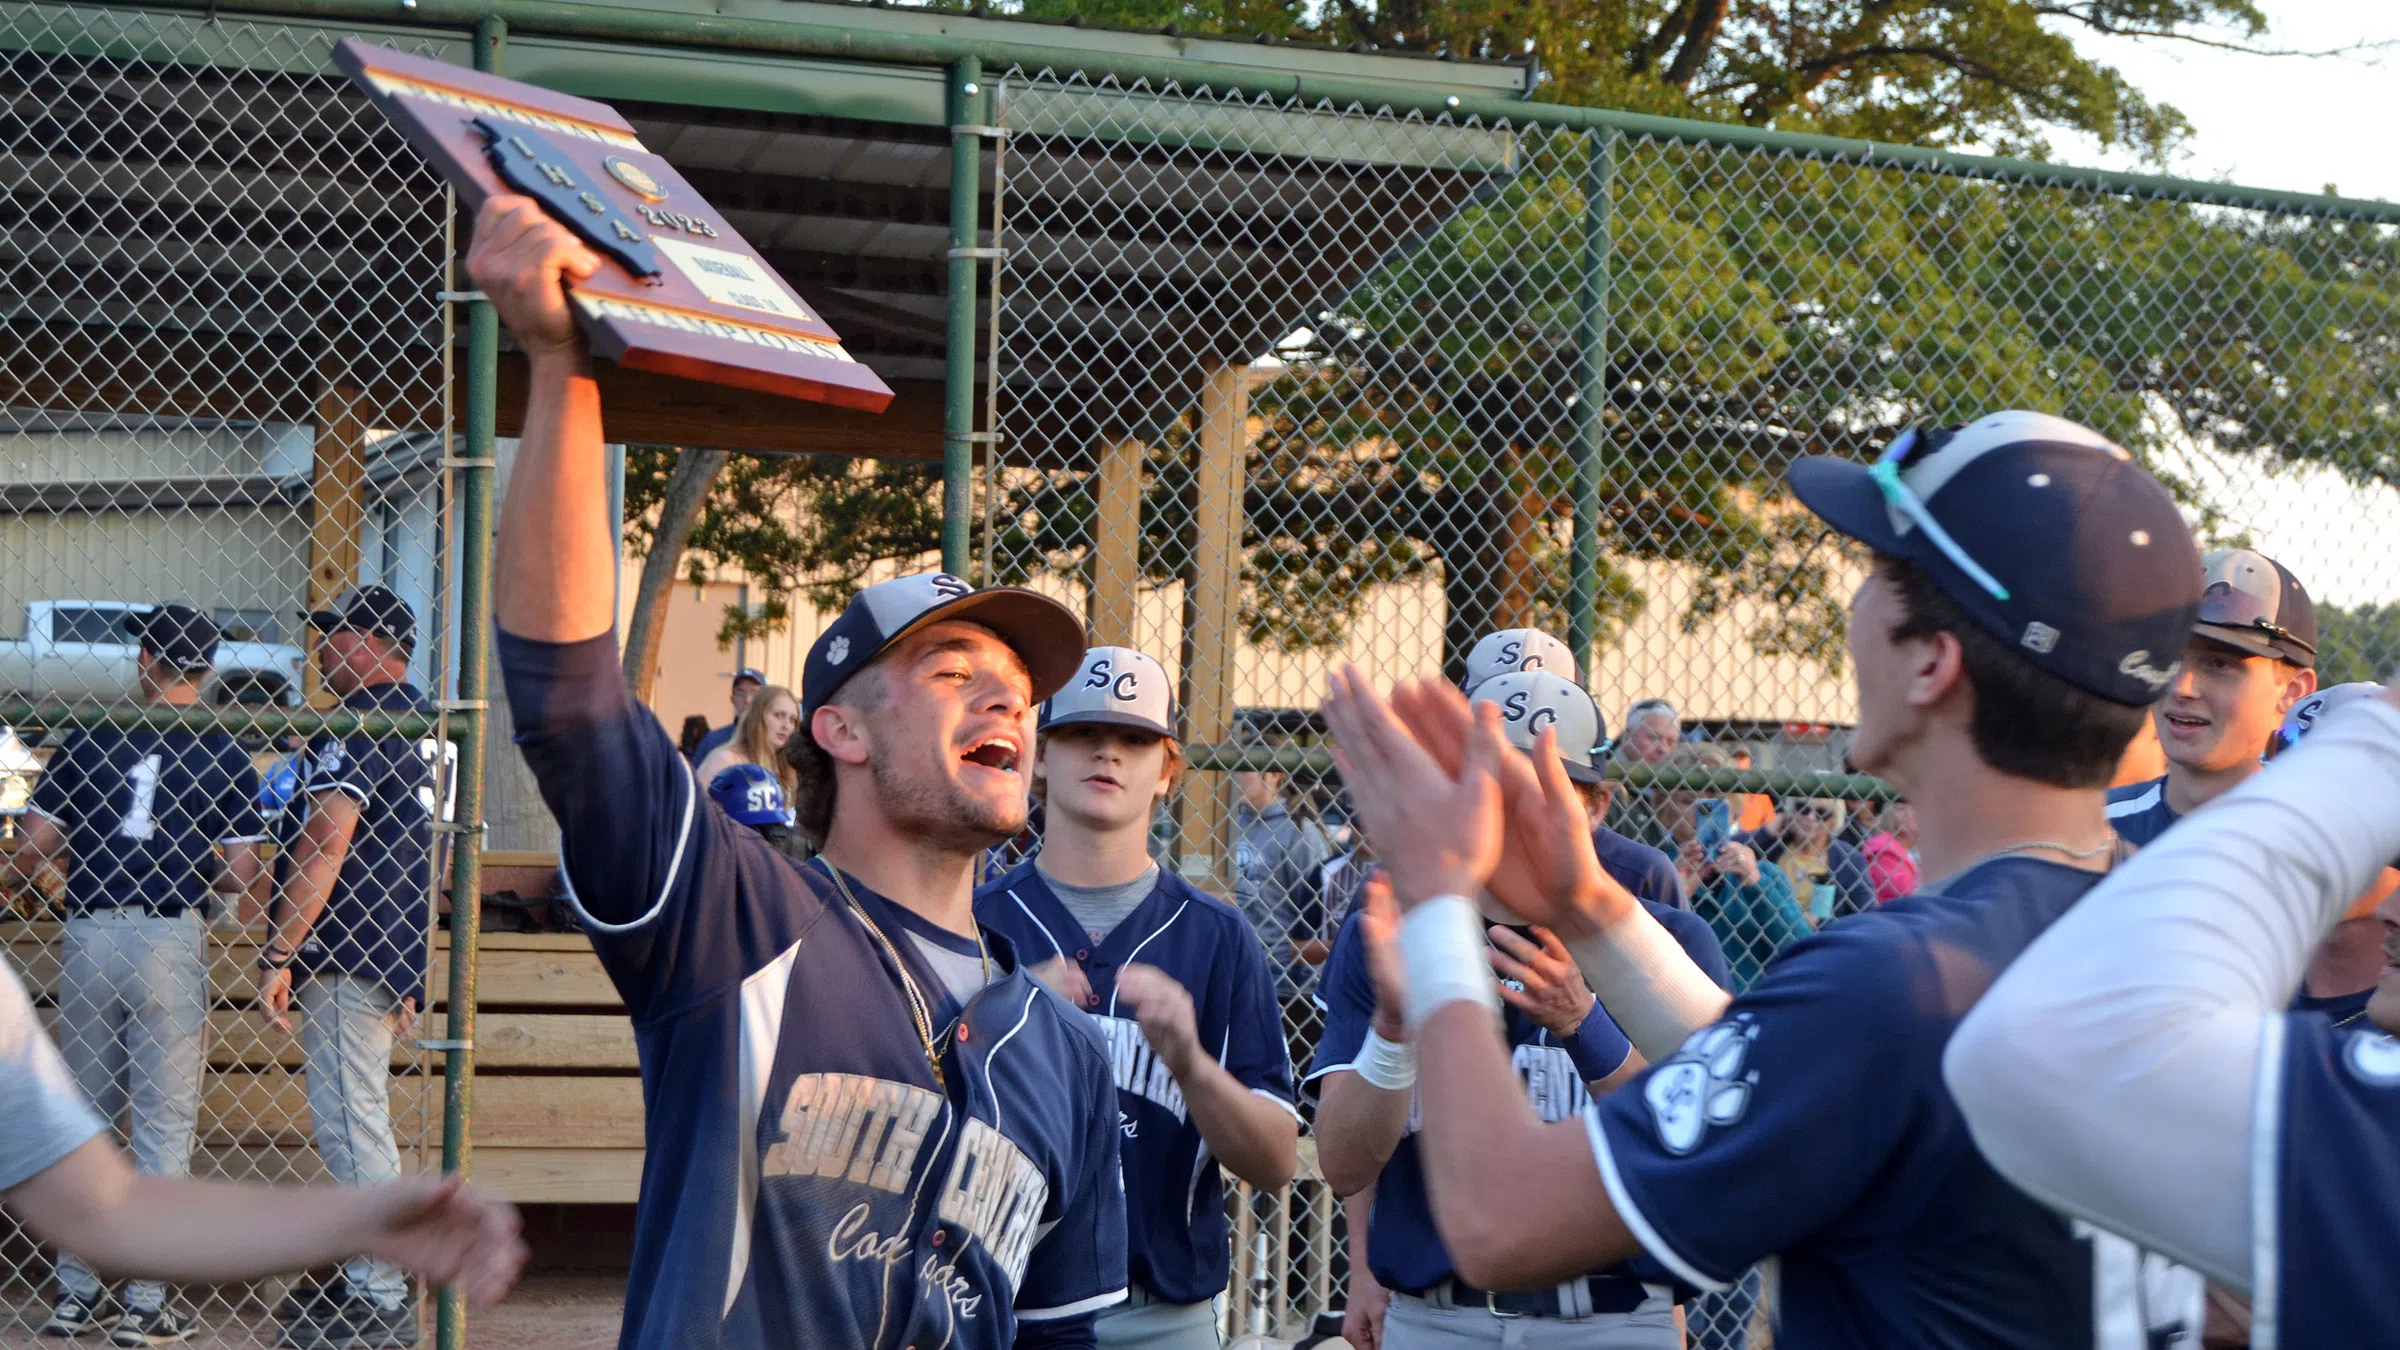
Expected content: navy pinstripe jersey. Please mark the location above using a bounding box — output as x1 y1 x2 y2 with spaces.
499 630 1127 1350
976 861 1296 1306
2105 776 2179 847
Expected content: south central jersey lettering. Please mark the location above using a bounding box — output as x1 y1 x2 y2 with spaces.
974 860 1296 1308
493 630 1125 1350
1096 1015 1189 1125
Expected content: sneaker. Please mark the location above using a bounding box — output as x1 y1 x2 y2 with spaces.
107 1307 194 1347
39 1292 115 1338
284 1296 419 1350
274 1280 345 1338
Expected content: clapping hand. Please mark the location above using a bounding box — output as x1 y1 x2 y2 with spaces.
1487 925 1597 1039
1320 666 1503 913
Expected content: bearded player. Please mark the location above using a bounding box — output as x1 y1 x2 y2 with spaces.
471 195 1126 1350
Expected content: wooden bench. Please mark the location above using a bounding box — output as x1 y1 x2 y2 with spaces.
4 917 646 1203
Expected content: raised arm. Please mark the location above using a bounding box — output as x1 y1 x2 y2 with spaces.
1945 690 2400 1288
472 195 610 645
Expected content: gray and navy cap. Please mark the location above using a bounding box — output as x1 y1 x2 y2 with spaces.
1463 628 1580 693
124 603 221 673
307 583 416 652
1787 410 2204 708
1041 646 1177 739
732 666 767 688
800 571 1085 717
2195 548 2316 668
1471 669 1608 786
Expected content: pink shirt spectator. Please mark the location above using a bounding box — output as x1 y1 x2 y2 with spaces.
1862 831 1919 904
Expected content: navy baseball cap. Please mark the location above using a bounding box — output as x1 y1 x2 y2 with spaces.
801 571 1085 717
1471 669 1610 786
123 603 221 673
1788 411 2204 708
2194 549 2316 668
308 584 416 652
1042 647 1178 738
732 667 767 687
707 762 795 829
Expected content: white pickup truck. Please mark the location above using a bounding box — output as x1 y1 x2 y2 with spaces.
0 600 305 707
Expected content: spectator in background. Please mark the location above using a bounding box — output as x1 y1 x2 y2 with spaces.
693 682 799 798
682 666 765 766
1728 747 1774 833
675 715 711 761
707 762 801 856
1607 699 1681 854
1861 800 1920 904
1233 767 1334 998
264 585 441 1348
9 604 269 1343
1745 798 1876 922
1654 743 1809 992
1838 798 1878 850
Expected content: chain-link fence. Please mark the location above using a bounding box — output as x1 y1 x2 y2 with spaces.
2 5 462 1344
13 8 2400 1346
981 69 2400 1343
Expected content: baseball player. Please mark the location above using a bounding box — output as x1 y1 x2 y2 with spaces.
976 646 1300 1350
1946 682 2400 1344
1461 632 1686 912
2106 548 2318 846
1309 670 1727 1349
469 195 1126 1350
1322 411 2209 1349
9 604 270 1343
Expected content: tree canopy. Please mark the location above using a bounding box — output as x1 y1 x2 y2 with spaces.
627 2 2400 691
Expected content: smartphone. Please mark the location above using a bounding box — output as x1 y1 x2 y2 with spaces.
1695 797 1731 858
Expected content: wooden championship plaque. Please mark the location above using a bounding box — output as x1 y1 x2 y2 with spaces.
334 38 893 413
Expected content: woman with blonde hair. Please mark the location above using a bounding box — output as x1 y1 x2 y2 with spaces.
693 682 799 795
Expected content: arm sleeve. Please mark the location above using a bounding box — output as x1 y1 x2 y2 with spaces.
1647 902 1732 993
1944 697 2400 1290
216 742 266 845
1304 913 1375 1084
300 735 374 805
1584 930 1919 1290
1015 1041 1128 1325
26 734 80 826
1222 923 1300 1113
0 961 104 1190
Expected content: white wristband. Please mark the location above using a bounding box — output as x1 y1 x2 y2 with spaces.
1564 911 1732 1063
1400 894 1500 1031
1353 1028 1417 1090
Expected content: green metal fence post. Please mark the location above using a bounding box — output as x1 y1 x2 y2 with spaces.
1567 130 1614 671
941 54 984 576
435 18 504 1350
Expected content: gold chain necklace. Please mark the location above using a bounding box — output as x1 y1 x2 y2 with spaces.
819 861 991 1090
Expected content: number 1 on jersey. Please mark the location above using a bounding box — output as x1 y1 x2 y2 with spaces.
119 753 163 840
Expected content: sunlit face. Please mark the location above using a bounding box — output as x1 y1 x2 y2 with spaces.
758 690 799 751
1624 713 1680 765
2153 638 2313 775
1784 799 1839 853
834 621 1035 850
1038 724 1172 834
313 628 392 696
2370 867 2400 1035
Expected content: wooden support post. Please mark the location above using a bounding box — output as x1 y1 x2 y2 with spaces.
1088 438 1144 647
304 380 369 708
1176 365 1250 890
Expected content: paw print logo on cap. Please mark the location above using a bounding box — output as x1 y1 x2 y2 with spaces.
826 636 851 666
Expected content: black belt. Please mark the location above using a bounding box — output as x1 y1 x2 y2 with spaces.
1413 1275 1654 1318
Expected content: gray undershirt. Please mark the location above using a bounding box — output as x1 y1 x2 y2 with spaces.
906 932 996 1009
1039 861 1160 945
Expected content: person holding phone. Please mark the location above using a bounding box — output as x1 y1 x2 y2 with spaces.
1654 744 1809 991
